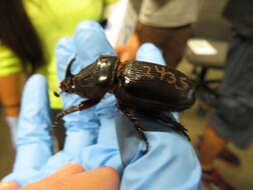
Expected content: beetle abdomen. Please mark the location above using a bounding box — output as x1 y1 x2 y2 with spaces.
116 61 195 112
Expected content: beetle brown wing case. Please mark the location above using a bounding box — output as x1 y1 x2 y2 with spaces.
115 61 195 112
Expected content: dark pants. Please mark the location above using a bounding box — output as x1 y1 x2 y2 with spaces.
211 35 253 149
136 22 192 68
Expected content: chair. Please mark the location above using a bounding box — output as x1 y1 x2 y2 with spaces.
185 0 232 106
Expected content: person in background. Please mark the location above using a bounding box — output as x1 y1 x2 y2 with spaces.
0 0 118 148
116 0 199 67
198 0 253 190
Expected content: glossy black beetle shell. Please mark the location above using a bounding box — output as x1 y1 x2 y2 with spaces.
56 55 196 154
114 60 195 113
59 55 120 99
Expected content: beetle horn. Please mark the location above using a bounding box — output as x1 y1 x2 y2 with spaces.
65 58 76 78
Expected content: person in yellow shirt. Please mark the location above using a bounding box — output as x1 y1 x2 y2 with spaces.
0 0 117 148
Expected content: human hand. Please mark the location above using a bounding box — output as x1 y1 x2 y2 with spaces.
0 163 119 190
115 32 140 62
0 74 119 190
1 21 122 188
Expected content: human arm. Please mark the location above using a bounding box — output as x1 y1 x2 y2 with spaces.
0 164 119 190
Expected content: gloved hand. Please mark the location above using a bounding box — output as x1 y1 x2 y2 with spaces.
1 21 122 187
118 43 202 190
55 21 122 172
1 20 201 190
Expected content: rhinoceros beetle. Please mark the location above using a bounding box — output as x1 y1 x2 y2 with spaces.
55 55 196 154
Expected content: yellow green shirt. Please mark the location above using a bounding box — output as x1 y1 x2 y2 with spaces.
0 0 117 109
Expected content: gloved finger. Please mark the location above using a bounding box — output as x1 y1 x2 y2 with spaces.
56 30 100 155
13 74 53 171
56 36 85 114
55 21 117 155
55 37 75 83
74 20 118 144
56 21 116 109
136 43 166 65
73 20 116 68
76 117 123 173
56 21 116 84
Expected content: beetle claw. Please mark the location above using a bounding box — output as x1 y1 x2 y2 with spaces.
135 126 149 155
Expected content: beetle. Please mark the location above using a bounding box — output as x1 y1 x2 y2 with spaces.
55 55 196 154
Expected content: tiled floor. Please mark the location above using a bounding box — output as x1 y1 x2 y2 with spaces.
0 60 253 189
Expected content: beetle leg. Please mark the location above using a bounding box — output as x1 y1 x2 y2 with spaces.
149 112 190 141
118 104 149 154
134 125 149 155
55 98 101 125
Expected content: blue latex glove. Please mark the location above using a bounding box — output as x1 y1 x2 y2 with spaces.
116 43 202 190
55 21 122 172
2 74 54 185
2 21 122 186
